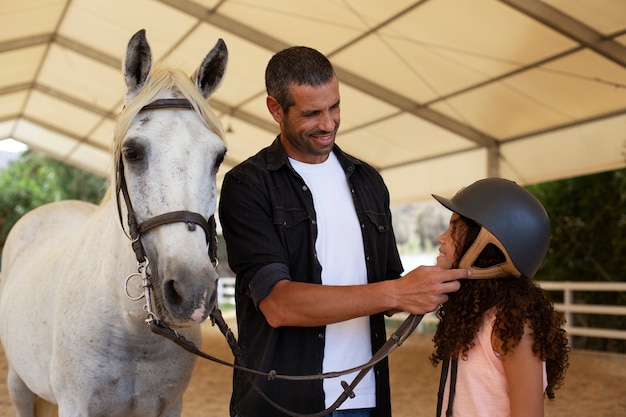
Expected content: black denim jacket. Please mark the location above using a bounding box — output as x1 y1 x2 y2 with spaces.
219 137 403 417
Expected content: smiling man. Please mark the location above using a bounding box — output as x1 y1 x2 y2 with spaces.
218 46 468 417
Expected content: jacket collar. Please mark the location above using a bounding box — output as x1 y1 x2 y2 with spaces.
266 135 361 175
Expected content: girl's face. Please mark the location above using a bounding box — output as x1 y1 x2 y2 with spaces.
436 212 464 269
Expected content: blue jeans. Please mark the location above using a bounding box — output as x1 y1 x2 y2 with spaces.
325 410 372 417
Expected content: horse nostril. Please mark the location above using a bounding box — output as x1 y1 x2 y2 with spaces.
163 279 184 311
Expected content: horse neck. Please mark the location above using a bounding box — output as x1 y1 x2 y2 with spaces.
94 194 135 257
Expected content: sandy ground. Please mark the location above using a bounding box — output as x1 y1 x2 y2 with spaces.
1 317 625 417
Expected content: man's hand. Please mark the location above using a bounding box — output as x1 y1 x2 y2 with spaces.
391 266 470 315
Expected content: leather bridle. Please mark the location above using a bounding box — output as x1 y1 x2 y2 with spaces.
115 98 219 268
117 98 218 323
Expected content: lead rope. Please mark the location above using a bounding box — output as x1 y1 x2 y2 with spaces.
435 357 458 417
149 311 423 417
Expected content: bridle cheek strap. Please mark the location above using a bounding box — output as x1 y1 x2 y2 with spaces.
116 154 218 267
114 97 218 267
458 227 522 279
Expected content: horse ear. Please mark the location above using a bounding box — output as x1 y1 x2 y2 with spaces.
193 38 228 99
124 29 152 99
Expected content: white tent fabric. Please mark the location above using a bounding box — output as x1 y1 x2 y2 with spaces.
1 0 625 204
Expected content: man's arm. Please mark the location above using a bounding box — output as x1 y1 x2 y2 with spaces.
259 266 469 327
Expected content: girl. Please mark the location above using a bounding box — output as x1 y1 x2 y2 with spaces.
430 178 569 417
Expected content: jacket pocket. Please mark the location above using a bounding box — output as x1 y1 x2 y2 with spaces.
273 207 310 228
365 211 390 233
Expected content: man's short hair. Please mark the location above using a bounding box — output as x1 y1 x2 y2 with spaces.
265 46 336 111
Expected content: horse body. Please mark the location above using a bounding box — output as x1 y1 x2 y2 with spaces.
0 30 228 417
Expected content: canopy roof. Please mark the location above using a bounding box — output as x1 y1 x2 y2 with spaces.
2 0 626 204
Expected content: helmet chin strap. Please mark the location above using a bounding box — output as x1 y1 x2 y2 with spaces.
458 227 523 279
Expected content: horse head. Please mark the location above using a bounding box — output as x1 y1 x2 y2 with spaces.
115 29 227 327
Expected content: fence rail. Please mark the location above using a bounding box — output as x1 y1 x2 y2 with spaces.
537 281 626 345
218 278 626 347
217 277 236 306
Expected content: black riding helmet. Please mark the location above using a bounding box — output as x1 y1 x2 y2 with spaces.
432 178 551 279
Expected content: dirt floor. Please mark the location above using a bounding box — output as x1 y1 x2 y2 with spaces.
1 316 625 417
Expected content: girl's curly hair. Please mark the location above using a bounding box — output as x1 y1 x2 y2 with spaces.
429 215 569 399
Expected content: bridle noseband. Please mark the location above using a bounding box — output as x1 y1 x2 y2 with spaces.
116 98 219 268
117 98 218 323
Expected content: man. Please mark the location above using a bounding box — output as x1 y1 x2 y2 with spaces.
218 46 468 417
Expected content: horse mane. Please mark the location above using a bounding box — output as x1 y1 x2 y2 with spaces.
112 65 225 179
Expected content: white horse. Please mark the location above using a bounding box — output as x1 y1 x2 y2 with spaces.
0 29 228 417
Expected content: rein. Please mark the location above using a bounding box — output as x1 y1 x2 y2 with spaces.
149 310 423 417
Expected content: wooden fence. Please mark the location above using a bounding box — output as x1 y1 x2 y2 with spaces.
218 277 626 348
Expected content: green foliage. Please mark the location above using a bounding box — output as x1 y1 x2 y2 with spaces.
0 151 107 251
528 169 625 283
527 169 625 351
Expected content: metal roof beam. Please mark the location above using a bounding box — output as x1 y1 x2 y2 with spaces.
0 83 32 96
209 100 277 133
34 84 114 118
19 114 109 154
0 34 51 53
502 0 626 68
333 67 496 147
158 0 497 147
54 34 122 69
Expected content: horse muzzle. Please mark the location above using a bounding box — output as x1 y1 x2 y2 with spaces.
157 263 219 327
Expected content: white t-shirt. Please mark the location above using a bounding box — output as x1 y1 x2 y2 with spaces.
290 153 376 410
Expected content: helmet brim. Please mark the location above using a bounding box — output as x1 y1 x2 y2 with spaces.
432 194 467 219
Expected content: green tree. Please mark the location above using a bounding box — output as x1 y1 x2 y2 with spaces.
528 169 626 351
529 169 625 283
0 151 107 254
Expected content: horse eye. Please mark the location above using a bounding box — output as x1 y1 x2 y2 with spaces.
123 146 142 162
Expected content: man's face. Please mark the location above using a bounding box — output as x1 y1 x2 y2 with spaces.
275 77 340 164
